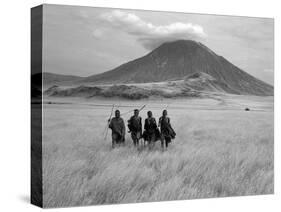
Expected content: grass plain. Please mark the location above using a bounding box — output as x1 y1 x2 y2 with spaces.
42 95 274 208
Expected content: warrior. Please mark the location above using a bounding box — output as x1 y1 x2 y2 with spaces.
128 109 142 147
158 110 176 149
108 110 126 148
143 111 160 149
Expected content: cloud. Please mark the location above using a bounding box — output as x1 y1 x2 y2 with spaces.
100 10 207 50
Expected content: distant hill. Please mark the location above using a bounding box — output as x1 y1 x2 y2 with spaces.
44 82 201 100
81 40 273 96
43 72 252 100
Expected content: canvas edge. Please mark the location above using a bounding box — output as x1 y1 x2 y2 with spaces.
31 4 43 208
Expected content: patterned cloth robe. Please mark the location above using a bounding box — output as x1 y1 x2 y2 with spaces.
143 117 160 142
109 117 125 143
158 116 176 140
128 116 142 140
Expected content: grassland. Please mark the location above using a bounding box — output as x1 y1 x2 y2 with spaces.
42 95 274 208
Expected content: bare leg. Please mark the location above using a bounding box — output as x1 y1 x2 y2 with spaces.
112 134 117 149
161 139 165 151
150 134 155 150
165 137 171 149
147 140 150 149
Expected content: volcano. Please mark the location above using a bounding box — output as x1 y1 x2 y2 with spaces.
81 40 273 96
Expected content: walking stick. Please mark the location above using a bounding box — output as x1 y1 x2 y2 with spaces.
139 104 146 112
120 104 146 116
138 104 146 147
104 104 115 140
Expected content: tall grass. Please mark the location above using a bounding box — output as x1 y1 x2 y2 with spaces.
42 100 273 208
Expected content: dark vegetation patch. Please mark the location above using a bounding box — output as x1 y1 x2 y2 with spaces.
44 84 201 100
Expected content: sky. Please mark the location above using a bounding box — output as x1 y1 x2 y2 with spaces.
43 4 274 85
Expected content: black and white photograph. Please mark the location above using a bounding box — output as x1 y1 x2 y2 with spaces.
31 4 274 208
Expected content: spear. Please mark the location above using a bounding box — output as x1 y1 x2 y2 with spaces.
120 104 146 116
138 104 146 146
104 104 115 140
139 104 146 112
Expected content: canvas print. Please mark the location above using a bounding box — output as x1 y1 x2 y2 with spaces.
31 4 274 208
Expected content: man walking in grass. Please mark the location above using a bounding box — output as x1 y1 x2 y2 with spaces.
143 111 160 149
128 109 142 147
108 110 126 148
158 110 176 150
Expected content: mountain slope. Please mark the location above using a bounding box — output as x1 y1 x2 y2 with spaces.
82 40 273 96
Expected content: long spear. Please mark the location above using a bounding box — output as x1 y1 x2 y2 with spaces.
120 104 146 116
104 104 115 140
138 104 146 146
139 104 146 112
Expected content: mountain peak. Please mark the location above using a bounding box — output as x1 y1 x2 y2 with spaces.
149 39 218 59
164 39 199 45
81 40 273 96
155 39 201 50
